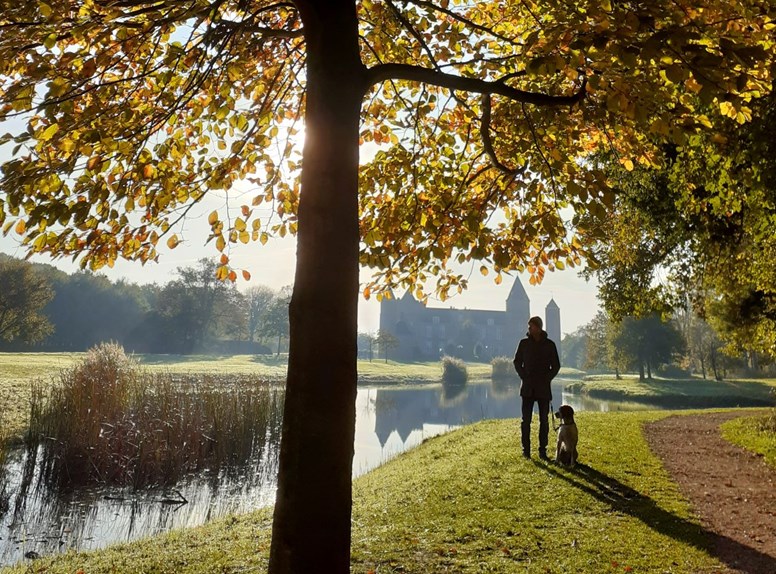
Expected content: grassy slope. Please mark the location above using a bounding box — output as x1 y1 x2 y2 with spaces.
2 411 726 574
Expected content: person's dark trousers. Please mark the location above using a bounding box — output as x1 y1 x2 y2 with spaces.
521 397 550 457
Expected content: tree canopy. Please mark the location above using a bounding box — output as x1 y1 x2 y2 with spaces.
582 86 776 360
2 2 774 572
0 255 54 343
1 1 773 296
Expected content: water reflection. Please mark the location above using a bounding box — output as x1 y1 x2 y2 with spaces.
1 378 638 566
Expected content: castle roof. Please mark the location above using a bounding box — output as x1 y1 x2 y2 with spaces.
506 275 529 303
546 298 559 310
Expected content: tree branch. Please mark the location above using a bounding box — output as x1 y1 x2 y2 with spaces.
366 63 586 107
480 94 526 175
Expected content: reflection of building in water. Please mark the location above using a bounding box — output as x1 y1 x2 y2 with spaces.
373 385 524 447
378 277 561 362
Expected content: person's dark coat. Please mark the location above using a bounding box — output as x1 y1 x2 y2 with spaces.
513 330 560 400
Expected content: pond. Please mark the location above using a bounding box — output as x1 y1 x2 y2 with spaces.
0 378 644 567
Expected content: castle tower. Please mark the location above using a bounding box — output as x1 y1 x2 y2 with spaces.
505 276 530 351
545 298 561 357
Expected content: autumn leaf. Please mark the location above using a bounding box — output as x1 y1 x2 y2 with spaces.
86 155 102 171
241 269 251 281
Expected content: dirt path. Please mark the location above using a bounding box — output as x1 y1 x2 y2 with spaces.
644 412 776 574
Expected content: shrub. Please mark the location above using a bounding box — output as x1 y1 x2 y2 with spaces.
441 356 468 387
491 356 518 381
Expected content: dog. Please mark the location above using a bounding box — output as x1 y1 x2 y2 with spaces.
554 404 579 467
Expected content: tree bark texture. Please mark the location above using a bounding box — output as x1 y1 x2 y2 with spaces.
269 2 366 573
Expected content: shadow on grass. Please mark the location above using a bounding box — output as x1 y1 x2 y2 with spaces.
536 461 776 574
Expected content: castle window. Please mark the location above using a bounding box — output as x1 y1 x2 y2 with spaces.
432 316 440 325
425 326 432 338
487 318 494 326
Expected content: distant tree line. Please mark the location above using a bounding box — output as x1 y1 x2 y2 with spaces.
562 309 748 381
0 254 290 354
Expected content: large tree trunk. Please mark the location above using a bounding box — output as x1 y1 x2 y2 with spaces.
268 2 366 573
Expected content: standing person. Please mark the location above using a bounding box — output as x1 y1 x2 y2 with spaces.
513 316 561 459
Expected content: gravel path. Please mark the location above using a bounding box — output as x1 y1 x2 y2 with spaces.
644 411 776 574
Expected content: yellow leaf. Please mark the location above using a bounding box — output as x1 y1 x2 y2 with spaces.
216 235 226 252
719 101 736 118
208 211 219 225
39 123 59 141
142 164 155 179
166 234 179 249
215 265 229 280
480 265 488 276
622 158 634 171
494 273 502 285
15 220 26 234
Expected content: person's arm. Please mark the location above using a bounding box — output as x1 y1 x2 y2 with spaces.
548 340 560 380
513 340 527 380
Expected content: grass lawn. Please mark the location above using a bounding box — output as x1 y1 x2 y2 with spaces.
721 409 776 469
0 352 82 441
1 410 731 574
565 374 776 408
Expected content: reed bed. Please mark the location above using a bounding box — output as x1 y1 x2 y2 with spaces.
27 343 283 490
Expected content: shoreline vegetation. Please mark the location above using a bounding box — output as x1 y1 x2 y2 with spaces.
1 351 774 440
2 410 770 574
0 351 774 572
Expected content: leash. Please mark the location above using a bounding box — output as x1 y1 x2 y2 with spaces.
550 401 559 432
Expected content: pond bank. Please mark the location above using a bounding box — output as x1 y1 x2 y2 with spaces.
566 375 776 409
3 410 762 574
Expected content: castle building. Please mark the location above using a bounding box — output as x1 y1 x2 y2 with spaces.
545 298 561 358
378 276 560 362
